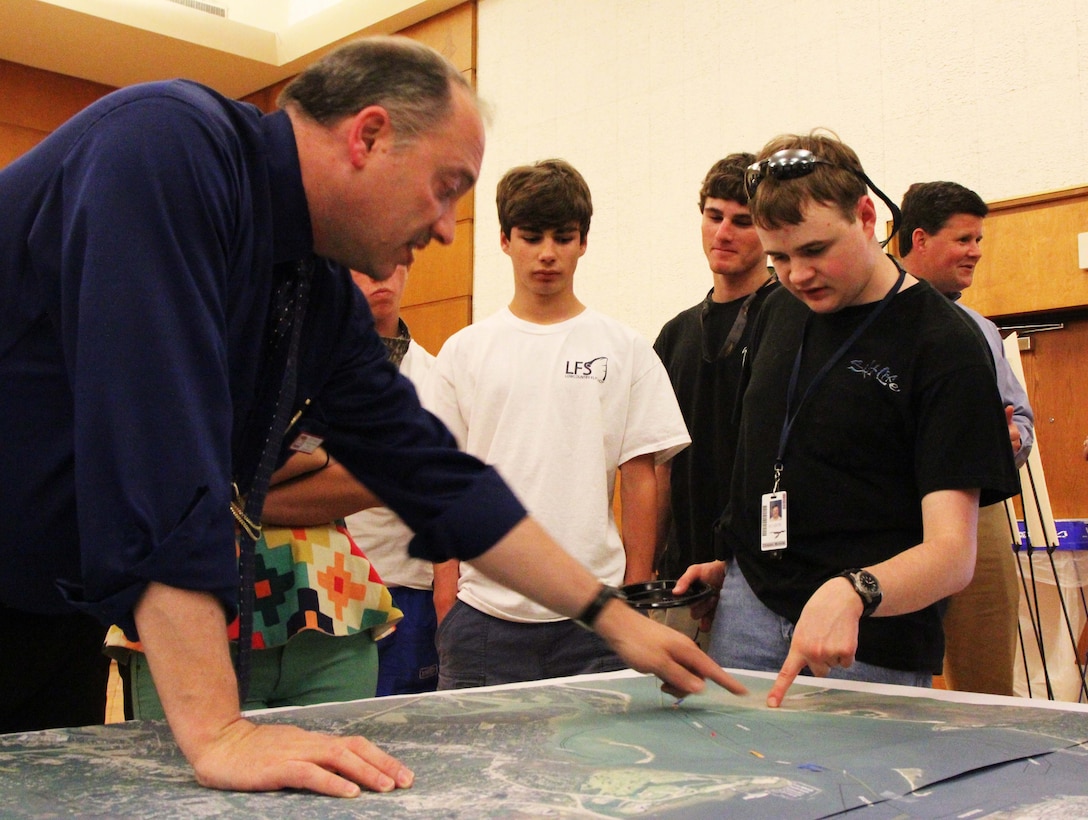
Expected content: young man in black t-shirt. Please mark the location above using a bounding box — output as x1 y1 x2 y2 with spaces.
676 132 1018 708
652 154 777 644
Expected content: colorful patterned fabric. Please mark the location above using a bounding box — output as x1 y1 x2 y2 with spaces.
105 521 402 656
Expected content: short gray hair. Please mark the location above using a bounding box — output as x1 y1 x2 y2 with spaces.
278 36 473 144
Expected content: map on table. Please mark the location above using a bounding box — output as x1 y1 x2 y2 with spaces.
1 671 1087 818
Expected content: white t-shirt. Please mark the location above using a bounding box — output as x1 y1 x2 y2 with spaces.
345 339 436 590
426 307 690 622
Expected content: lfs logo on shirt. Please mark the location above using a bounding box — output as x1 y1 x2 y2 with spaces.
564 356 608 383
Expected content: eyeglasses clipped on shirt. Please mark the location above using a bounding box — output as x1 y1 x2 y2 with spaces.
743 148 902 246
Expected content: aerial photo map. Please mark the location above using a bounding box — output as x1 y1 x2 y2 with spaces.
1 670 1087 818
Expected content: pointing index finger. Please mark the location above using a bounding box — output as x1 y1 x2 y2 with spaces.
767 651 805 708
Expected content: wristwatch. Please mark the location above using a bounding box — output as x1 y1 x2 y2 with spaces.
837 568 882 617
574 585 627 631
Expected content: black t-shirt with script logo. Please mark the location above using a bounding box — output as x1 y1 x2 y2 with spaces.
718 277 1018 673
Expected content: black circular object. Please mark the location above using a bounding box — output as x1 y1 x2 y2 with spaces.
620 579 714 610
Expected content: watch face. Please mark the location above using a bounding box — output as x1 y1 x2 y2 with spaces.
855 570 880 599
847 570 882 617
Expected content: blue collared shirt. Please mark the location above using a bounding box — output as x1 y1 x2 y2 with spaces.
0 80 524 635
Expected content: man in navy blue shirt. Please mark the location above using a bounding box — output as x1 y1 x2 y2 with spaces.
0 37 741 796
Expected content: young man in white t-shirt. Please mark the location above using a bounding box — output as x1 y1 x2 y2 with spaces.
428 159 690 688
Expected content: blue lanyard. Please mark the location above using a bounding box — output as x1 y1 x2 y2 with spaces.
772 265 907 491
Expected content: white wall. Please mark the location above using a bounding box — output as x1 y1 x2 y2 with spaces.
473 0 1088 340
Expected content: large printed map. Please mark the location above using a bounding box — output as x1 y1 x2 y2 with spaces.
1 670 1087 818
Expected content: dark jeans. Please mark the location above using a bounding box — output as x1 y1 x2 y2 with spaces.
436 599 626 690
0 606 109 732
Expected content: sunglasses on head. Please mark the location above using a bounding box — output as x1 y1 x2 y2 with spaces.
744 148 902 245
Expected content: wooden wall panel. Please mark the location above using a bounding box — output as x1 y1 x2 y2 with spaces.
0 59 114 132
404 223 473 305
385 1 476 343
0 122 45 167
402 296 471 355
1016 316 1088 519
399 3 475 72
0 60 114 170
398 1 477 343
241 84 285 114
961 187 1088 319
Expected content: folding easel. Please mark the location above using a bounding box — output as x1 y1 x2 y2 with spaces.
1002 333 1088 701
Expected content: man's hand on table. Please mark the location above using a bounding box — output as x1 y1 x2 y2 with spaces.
189 719 413 797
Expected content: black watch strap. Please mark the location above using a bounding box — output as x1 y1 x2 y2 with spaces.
574 585 627 631
837 568 882 618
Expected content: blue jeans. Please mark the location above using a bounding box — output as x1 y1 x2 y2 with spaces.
708 564 932 688
437 600 626 690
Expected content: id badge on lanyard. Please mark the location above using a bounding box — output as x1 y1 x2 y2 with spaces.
760 490 788 552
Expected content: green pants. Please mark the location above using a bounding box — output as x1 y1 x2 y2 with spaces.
130 629 378 719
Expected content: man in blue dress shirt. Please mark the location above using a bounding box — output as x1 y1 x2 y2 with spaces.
0 37 741 797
